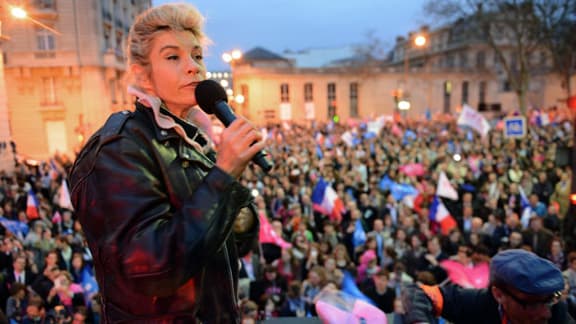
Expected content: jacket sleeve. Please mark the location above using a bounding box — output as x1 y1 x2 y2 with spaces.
70 132 252 296
401 284 440 324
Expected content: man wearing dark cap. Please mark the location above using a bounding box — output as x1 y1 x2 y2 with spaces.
402 249 575 323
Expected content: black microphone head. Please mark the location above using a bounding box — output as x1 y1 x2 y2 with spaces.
195 79 228 115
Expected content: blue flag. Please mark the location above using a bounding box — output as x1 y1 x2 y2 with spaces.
340 271 376 306
0 217 29 238
390 183 418 201
81 268 99 305
352 219 366 249
315 145 323 159
379 175 394 192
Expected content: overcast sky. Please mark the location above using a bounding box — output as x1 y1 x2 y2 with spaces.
152 0 430 70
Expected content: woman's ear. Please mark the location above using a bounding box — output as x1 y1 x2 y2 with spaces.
130 64 152 89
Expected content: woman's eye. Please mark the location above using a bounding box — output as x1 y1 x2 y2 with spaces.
167 55 178 60
194 54 203 61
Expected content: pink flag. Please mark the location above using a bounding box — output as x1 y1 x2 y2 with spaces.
391 123 402 137
258 212 291 249
399 163 426 177
52 211 62 224
440 260 490 289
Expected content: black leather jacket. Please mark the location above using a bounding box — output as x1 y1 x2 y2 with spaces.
69 103 258 323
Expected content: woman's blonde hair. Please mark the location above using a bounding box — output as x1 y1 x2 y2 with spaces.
126 3 209 69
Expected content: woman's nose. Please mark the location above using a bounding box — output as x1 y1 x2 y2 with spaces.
187 57 200 75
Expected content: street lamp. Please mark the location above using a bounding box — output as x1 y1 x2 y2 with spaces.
1 5 36 172
414 34 427 47
222 49 246 114
10 7 27 19
222 49 242 64
397 33 427 116
9 5 61 35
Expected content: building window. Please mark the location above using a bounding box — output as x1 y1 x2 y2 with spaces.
304 83 313 102
103 25 112 51
36 29 55 51
446 54 454 68
479 81 487 104
34 0 56 10
42 77 57 104
501 80 512 92
349 82 359 118
462 81 469 104
476 51 485 68
460 52 468 68
115 31 124 57
280 83 289 103
443 81 451 114
327 83 336 119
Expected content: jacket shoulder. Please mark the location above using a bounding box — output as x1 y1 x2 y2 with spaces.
98 110 134 139
68 110 134 189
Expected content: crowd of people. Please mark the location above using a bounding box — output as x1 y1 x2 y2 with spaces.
0 107 575 323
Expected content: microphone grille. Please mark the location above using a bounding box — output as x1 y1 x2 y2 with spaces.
195 79 228 114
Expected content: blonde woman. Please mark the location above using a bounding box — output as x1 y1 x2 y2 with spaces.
69 3 262 322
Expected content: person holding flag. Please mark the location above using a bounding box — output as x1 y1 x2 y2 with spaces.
402 249 574 323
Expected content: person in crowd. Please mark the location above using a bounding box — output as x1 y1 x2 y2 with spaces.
361 269 396 314
403 249 574 323
67 3 263 322
417 235 448 284
279 281 305 317
22 297 47 324
5 254 36 288
301 266 327 317
523 216 554 258
5 282 26 322
249 264 287 317
548 237 568 270
239 300 259 324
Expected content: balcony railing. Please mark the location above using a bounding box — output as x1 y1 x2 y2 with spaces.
34 51 56 59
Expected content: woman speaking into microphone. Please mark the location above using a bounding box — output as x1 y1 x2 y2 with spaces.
68 3 265 323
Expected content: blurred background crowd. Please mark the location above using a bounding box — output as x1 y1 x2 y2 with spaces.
1 108 576 323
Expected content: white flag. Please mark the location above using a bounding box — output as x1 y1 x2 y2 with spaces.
436 172 459 200
341 131 355 147
457 104 491 137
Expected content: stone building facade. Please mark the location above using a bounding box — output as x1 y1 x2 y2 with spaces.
0 0 150 161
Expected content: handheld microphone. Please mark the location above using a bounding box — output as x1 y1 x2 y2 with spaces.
195 79 274 173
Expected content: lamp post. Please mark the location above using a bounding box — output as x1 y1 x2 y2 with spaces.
398 33 427 118
221 49 245 114
1 5 35 172
9 5 61 35
1 5 61 171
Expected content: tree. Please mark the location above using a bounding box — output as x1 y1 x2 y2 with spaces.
535 0 576 100
351 30 388 77
423 0 551 115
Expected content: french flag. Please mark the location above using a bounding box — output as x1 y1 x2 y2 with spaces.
26 189 40 220
429 196 457 235
311 177 345 223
